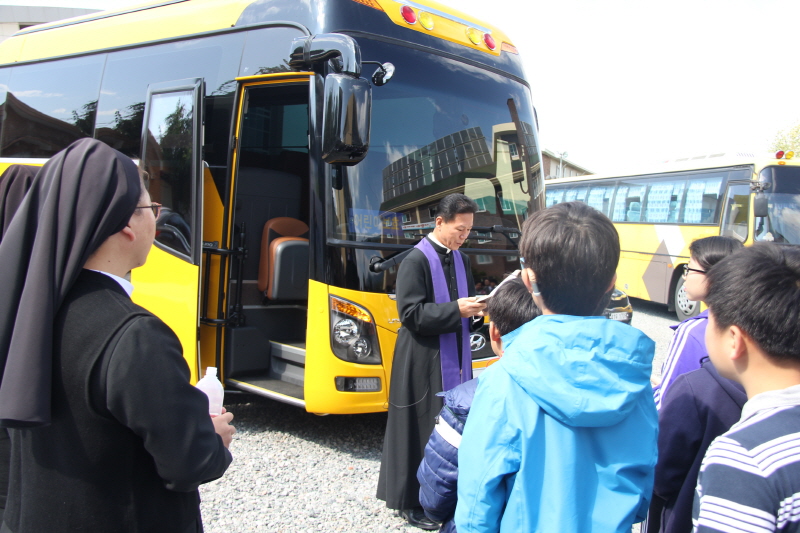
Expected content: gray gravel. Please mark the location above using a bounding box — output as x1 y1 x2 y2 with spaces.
200 299 679 533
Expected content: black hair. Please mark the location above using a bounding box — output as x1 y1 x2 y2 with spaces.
435 193 478 222
519 202 619 316
485 277 541 336
705 243 800 361
689 236 744 270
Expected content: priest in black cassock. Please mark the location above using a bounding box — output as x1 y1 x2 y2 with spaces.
377 193 486 530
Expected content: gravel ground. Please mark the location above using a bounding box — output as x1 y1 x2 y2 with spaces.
200 300 679 533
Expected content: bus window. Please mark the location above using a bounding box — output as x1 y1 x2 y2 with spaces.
683 176 723 224
756 165 800 244
644 180 685 223
586 183 615 216
611 185 628 222
1 54 104 157
615 181 645 222
465 177 497 214
721 183 750 242
545 188 565 207
95 34 242 159
142 90 196 258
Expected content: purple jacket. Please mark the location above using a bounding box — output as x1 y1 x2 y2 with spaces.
653 310 708 409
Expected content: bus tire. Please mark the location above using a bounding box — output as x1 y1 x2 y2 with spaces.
674 276 700 321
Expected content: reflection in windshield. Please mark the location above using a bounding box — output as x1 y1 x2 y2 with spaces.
755 166 800 245
328 38 542 254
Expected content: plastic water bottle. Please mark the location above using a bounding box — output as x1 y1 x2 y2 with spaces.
195 367 224 416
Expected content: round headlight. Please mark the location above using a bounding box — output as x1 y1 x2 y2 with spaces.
333 318 359 345
353 338 372 359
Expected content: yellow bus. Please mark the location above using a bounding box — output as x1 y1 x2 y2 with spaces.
544 152 800 320
0 0 543 414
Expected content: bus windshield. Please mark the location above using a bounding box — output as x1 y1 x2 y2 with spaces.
756 165 800 245
328 38 540 252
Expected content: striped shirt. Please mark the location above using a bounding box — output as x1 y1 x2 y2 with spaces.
693 386 800 533
654 311 708 409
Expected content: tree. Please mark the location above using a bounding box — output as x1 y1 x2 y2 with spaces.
770 122 800 153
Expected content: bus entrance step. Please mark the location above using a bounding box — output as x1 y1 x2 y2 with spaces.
225 376 305 408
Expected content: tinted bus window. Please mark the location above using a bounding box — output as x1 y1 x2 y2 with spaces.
95 33 243 159
586 183 615 216
143 90 195 258
1 54 104 157
238 26 307 77
683 175 723 224
0 68 10 143
615 181 646 222
644 180 685 223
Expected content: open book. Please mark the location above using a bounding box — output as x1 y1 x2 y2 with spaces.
475 269 521 302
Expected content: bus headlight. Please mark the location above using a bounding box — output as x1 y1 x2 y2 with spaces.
330 296 381 364
333 318 359 345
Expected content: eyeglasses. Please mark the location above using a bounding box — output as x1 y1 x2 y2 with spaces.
682 264 707 277
135 203 161 218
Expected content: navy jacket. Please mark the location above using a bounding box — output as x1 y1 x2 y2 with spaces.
417 378 478 533
648 358 746 533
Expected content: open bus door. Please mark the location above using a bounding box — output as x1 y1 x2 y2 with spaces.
218 73 314 407
131 78 206 384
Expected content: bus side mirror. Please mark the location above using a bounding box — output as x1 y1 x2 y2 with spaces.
322 73 371 166
754 194 769 218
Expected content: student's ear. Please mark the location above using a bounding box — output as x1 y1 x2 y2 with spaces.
606 273 617 293
729 325 749 361
489 321 501 343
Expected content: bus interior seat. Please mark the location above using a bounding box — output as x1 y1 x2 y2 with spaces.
258 217 309 301
627 202 641 222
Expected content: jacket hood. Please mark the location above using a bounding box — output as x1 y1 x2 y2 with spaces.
499 315 655 428
701 358 747 409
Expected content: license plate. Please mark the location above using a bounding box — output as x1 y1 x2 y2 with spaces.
609 312 628 321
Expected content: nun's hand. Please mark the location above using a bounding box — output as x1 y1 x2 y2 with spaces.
458 297 486 318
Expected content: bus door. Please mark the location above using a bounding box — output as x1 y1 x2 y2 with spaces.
222 73 313 407
131 78 206 384
720 181 751 243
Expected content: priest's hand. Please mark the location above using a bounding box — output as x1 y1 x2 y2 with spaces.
458 297 486 318
211 408 236 449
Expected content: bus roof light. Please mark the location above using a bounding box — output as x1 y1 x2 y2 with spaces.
484 33 496 50
419 11 434 30
786 151 795 159
776 150 785 159
466 27 483 46
401 5 417 24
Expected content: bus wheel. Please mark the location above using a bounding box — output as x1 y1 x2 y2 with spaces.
674 277 700 321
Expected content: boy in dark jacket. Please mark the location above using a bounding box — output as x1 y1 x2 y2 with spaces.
647 357 746 533
416 276 540 533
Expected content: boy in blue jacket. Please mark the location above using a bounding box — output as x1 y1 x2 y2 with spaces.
416 277 540 533
455 202 658 533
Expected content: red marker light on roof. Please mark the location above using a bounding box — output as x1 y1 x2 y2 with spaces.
401 5 417 24
776 150 785 159
484 33 496 50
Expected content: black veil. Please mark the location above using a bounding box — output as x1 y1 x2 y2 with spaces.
0 165 38 235
0 139 141 428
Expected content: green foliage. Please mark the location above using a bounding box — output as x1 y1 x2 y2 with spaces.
770 122 800 152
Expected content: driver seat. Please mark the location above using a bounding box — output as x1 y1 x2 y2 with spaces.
258 217 309 301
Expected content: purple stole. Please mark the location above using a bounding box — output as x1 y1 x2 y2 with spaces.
415 237 472 391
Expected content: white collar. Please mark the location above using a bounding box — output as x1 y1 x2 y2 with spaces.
428 232 452 254
90 269 134 297
740 383 800 422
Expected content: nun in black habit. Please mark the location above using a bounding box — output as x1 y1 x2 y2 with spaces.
377 193 486 530
0 139 233 533
0 164 38 528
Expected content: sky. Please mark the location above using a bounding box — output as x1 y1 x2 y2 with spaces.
3 0 799 173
